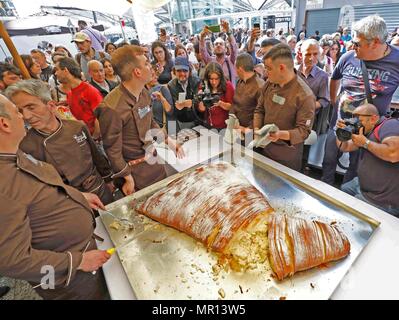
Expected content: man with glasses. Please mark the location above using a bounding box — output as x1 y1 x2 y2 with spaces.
336 103 399 217
322 15 399 186
199 20 238 86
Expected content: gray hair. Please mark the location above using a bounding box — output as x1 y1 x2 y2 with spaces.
287 35 297 43
5 79 52 104
88 59 103 71
352 15 388 43
301 39 320 52
0 96 10 119
319 37 333 48
235 52 254 72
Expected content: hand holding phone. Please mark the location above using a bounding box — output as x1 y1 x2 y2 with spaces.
207 25 221 33
178 92 186 103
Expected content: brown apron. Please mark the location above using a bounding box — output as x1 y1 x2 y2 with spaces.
261 142 304 172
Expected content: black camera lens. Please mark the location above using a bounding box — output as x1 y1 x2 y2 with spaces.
336 128 353 141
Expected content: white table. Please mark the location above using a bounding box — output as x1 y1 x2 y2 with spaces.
96 127 399 300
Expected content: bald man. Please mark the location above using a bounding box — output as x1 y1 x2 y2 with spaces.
337 103 399 216
88 60 117 98
0 94 111 299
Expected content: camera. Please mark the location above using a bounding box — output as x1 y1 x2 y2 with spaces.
336 118 362 142
195 81 220 109
196 91 220 109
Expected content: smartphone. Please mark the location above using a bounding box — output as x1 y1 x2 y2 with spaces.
207 25 221 33
178 92 186 103
253 23 260 29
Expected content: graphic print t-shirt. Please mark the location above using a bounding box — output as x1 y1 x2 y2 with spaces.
332 45 399 119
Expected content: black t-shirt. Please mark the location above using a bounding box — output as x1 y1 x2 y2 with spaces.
358 118 399 207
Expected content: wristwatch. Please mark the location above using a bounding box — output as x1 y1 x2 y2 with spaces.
362 139 371 149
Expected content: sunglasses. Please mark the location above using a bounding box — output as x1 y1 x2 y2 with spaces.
352 39 372 48
352 40 361 48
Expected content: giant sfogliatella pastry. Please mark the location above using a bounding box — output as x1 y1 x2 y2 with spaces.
138 162 350 280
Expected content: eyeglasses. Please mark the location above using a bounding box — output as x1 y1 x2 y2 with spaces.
176 69 189 73
214 42 224 46
352 39 372 48
352 40 361 48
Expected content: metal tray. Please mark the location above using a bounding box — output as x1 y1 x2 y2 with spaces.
101 146 380 300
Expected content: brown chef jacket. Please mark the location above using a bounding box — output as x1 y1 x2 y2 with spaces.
253 75 316 171
0 151 108 300
19 119 113 203
96 84 166 190
230 73 265 128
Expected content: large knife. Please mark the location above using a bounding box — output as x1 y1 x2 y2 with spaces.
106 223 159 255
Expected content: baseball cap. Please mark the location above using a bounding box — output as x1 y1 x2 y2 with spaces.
71 32 90 43
174 56 190 71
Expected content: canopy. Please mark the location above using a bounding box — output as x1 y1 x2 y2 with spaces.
12 0 173 18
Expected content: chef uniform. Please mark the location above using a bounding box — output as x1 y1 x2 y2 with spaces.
0 151 109 300
20 119 114 205
253 75 316 171
96 84 166 191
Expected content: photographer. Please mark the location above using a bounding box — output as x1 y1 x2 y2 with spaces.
167 56 201 130
199 20 238 86
336 104 399 216
151 41 174 85
322 15 399 185
198 62 234 130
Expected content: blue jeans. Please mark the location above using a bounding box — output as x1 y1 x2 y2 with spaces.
341 177 399 217
321 129 359 185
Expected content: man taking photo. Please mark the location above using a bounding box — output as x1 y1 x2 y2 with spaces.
337 103 399 216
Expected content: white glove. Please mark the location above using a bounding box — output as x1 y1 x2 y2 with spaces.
224 114 242 144
248 124 279 149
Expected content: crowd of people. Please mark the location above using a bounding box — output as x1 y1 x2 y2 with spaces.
0 15 399 300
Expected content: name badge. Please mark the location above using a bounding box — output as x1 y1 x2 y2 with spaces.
138 105 151 119
272 94 286 105
73 131 87 144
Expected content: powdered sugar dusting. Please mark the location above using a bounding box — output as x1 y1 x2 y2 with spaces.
138 162 273 252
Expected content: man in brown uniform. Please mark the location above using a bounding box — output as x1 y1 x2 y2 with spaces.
254 44 316 171
96 45 184 195
5 79 114 205
0 94 111 299
231 52 265 132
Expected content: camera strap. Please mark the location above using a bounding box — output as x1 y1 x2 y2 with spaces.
371 118 389 142
360 60 374 104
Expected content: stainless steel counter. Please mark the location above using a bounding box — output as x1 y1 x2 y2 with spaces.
100 146 379 300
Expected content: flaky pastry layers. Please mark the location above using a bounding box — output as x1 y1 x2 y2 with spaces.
137 162 350 280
